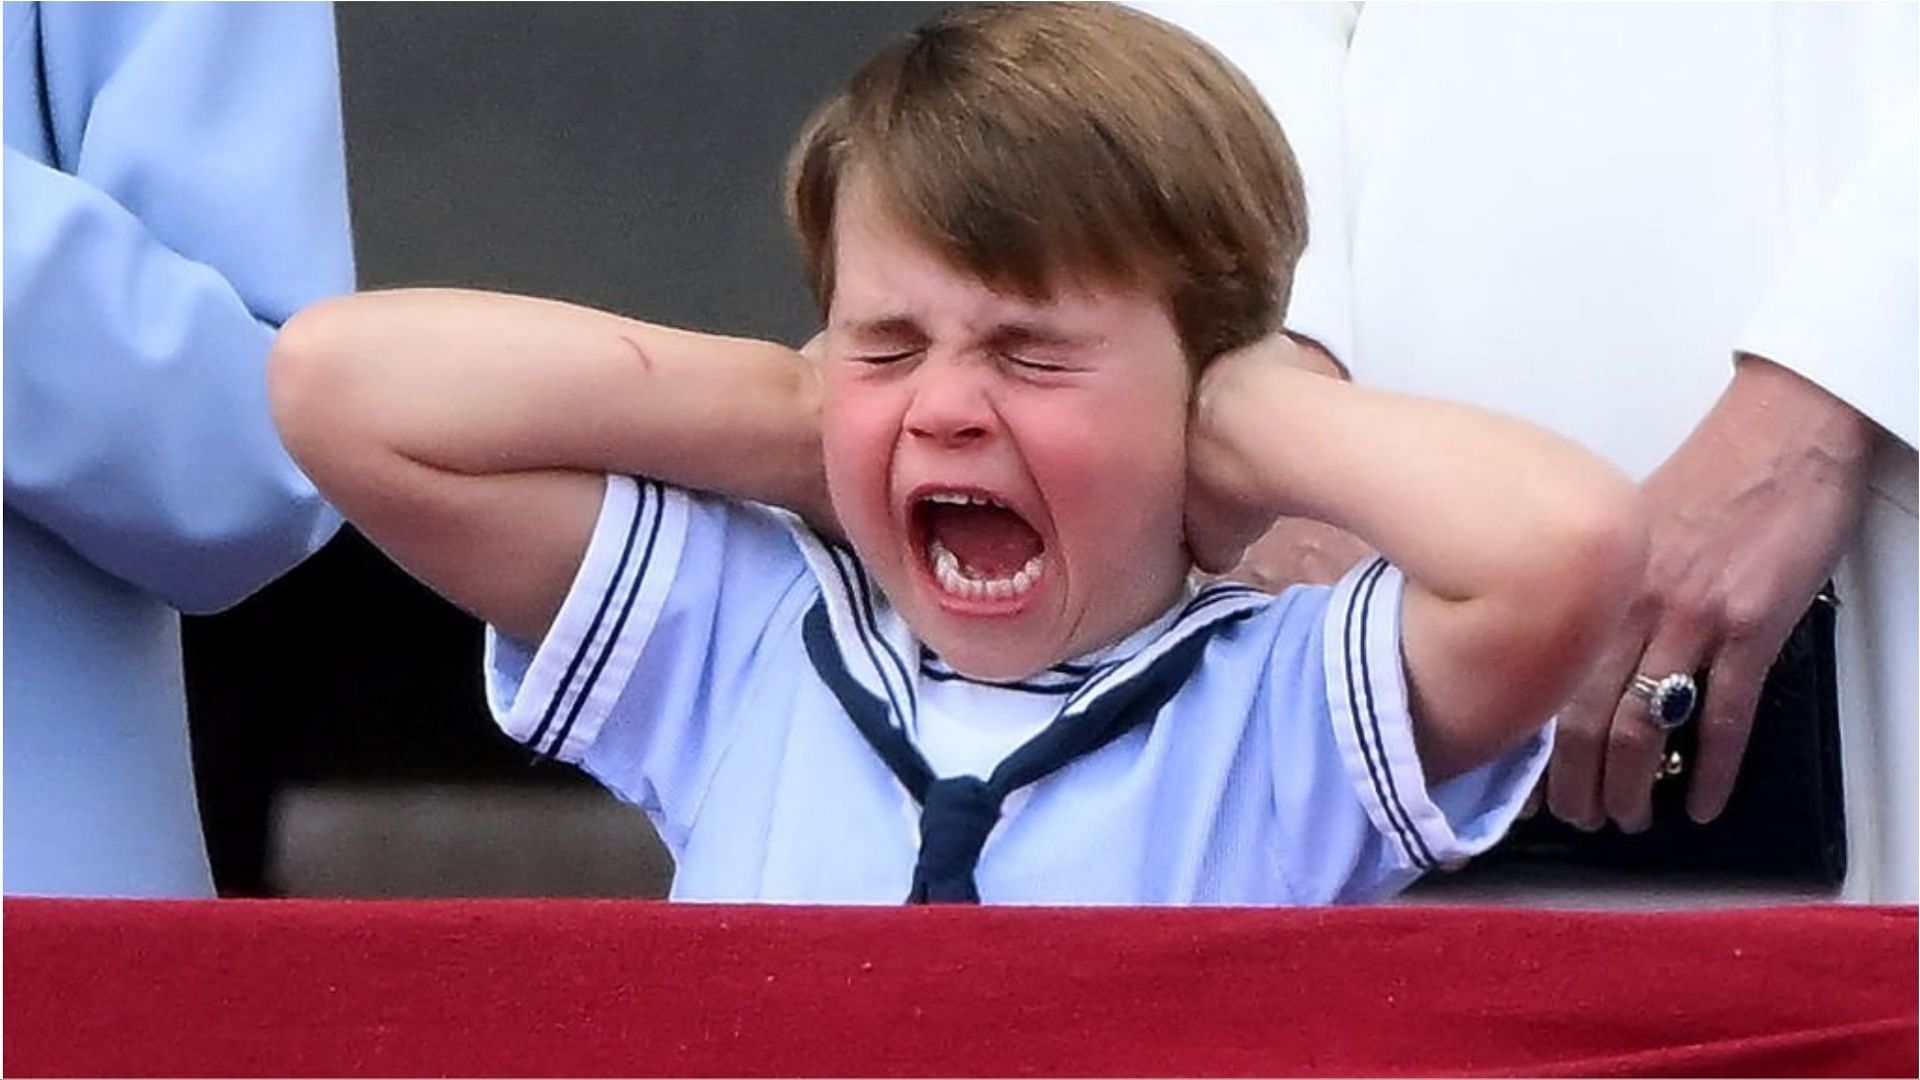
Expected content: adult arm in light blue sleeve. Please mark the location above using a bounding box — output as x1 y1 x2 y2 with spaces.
2 2 356 613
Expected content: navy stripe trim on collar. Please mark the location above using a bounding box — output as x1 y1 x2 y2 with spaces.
1187 583 1267 610
804 601 935 800
917 664 1082 696
838 544 918 723
1059 584 1270 718
906 581 1265 700
987 604 1260 796
813 534 916 729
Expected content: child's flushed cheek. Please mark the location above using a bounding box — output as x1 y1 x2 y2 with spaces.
820 399 899 542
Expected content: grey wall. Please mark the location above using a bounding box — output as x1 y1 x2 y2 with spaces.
339 2 932 337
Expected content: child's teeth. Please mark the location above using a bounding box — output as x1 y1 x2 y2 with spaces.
931 541 964 592
922 491 1002 508
926 541 1044 602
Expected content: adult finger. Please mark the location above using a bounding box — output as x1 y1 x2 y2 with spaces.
1547 626 1649 831
1602 629 1711 834
1186 522 1252 578
1685 639 1771 824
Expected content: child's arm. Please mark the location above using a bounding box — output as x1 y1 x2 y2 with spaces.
269 288 827 643
1188 337 1649 782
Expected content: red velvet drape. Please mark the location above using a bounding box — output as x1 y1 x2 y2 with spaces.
5 899 1913 1077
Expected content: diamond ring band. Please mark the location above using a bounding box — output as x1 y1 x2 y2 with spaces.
1627 672 1698 731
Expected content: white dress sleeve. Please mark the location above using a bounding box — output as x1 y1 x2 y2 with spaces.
1734 3 1918 448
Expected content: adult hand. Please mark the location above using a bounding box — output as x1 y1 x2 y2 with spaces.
1544 355 1876 832
1219 514 1374 591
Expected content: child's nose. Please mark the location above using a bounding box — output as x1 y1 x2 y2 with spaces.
903 359 994 447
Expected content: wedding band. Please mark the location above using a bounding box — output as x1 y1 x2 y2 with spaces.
1627 672 1698 731
1654 749 1686 782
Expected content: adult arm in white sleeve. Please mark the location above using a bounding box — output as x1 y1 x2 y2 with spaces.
1545 5 1914 831
1734 14 1918 448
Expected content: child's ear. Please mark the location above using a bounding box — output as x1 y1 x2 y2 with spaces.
1207 332 1348 385
1280 332 1350 381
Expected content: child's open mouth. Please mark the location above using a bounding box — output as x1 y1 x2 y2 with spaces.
911 490 1047 605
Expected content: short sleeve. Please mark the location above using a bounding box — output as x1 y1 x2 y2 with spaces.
1266 557 1550 902
483 475 813 851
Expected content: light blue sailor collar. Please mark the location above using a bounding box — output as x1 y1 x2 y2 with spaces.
781 518 1272 732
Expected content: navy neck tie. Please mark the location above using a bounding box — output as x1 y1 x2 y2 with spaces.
802 599 1253 904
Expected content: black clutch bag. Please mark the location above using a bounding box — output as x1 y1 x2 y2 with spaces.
1478 591 1847 886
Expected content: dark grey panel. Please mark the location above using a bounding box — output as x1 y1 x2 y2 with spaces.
337 2 932 342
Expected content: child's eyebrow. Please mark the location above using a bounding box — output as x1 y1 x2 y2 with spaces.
987 322 1088 352
833 315 1091 352
836 316 924 342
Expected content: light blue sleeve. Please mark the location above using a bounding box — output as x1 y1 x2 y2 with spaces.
2 1 355 613
484 477 816 855
1268 557 1552 903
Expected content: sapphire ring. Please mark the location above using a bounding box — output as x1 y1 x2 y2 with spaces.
1628 672 1699 731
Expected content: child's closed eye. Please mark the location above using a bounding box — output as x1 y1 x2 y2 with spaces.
1003 353 1071 373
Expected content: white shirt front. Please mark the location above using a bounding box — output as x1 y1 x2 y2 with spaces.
484 476 1547 905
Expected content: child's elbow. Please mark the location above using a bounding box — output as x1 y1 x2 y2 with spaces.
1470 480 1647 757
1536 476 1650 655
268 299 369 478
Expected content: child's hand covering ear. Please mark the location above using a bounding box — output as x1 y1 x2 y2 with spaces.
1182 334 1309 574
1202 335 1373 589
788 330 842 541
